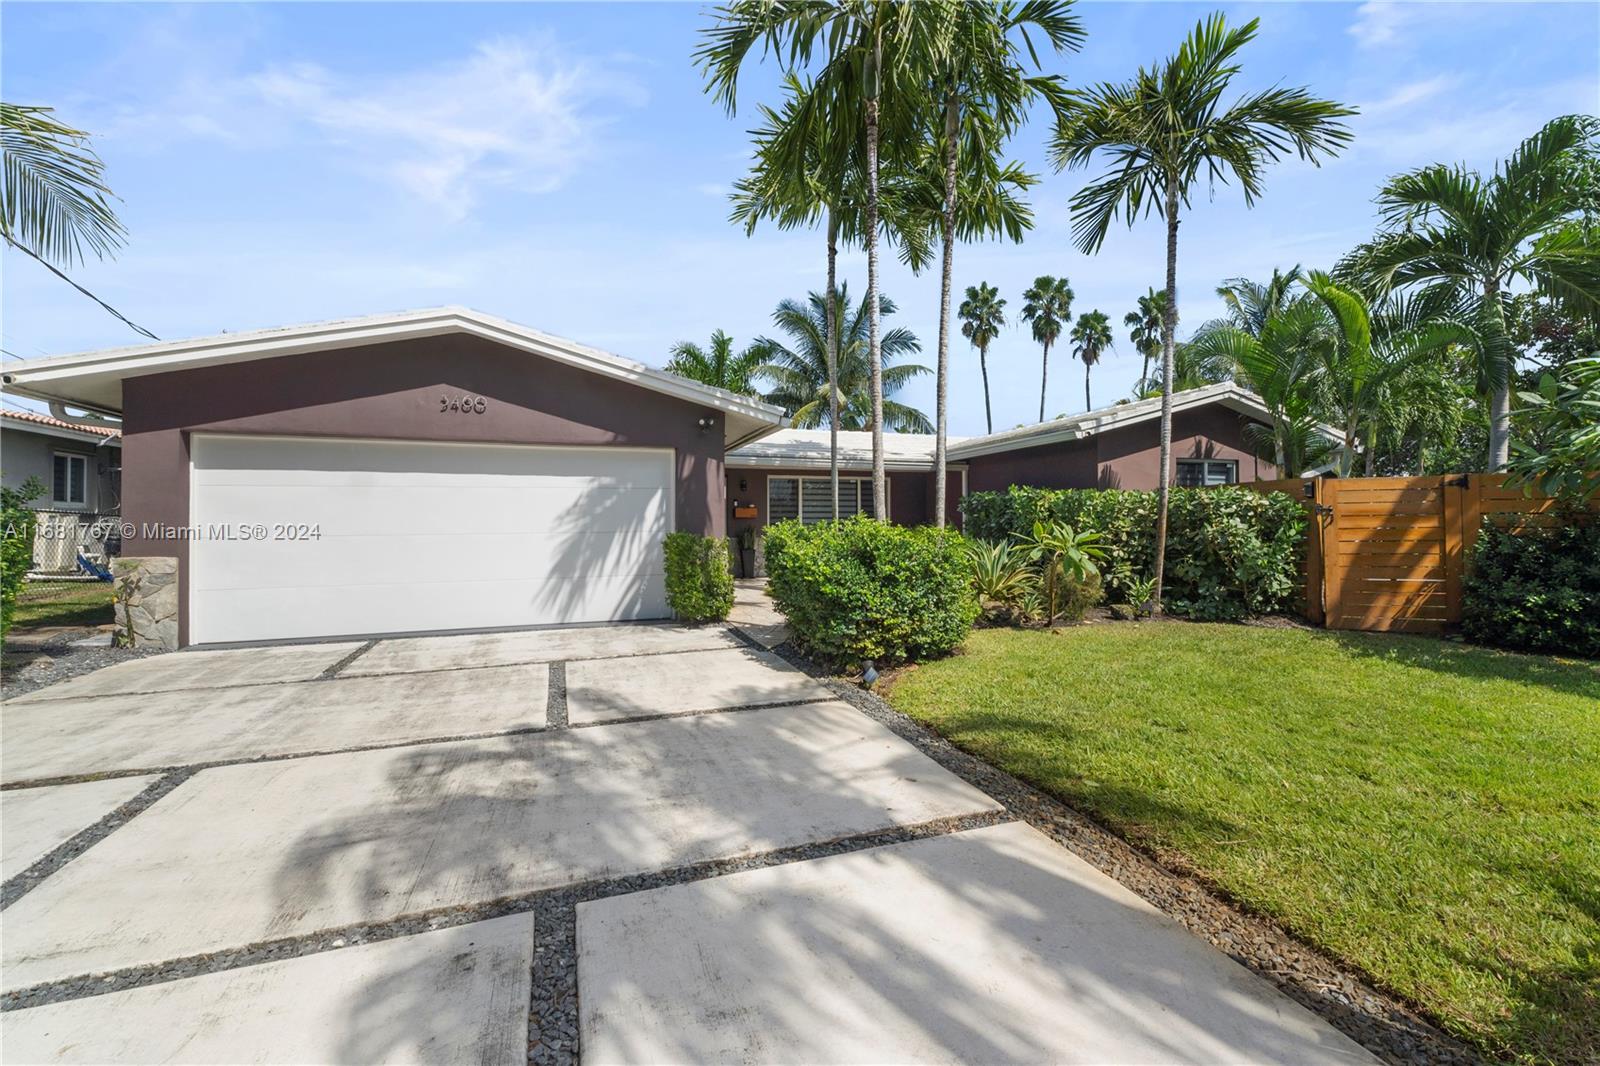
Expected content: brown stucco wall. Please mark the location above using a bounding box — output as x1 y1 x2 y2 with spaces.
966 405 1276 493
120 333 728 645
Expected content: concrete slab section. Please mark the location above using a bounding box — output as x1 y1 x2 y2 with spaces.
728 580 790 648
1 914 534 1065
566 647 828 724
7 642 364 703
2 702 999 989
1 776 159 879
578 823 1377 1066
348 624 742 676
3 664 547 783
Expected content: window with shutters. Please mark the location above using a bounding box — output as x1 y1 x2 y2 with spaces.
767 476 883 524
1175 459 1238 487
52 453 88 507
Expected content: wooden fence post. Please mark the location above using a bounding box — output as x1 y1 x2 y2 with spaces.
1322 479 1344 629
1305 478 1326 625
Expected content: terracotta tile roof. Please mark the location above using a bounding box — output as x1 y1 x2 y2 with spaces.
1 406 122 437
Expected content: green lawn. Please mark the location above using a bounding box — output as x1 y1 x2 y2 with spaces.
886 623 1599 1065
10 580 115 631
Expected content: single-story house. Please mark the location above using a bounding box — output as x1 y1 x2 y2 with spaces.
2 406 123 514
725 382 1282 550
2 308 1283 648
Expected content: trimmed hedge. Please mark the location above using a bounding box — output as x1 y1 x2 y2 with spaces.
662 532 734 622
763 516 978 667
1462 518 1600 658
961 485 1305 621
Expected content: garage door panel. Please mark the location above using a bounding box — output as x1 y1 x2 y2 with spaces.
194 436 667 482
193 530 668 590
193 485 672 538
190 436 675 643
194 573 667 644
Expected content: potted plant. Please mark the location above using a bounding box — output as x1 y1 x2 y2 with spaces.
738 527 757 578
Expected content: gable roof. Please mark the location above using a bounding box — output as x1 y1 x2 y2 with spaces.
2 405 122 445
0 307 788 449
727 428 971 470
947 383 1303 460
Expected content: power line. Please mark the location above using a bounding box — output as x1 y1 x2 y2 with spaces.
4 237 158 341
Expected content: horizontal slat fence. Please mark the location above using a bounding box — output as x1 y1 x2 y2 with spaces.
1242 473 1592 634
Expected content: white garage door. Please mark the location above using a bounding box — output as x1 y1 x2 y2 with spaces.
190 435 674 644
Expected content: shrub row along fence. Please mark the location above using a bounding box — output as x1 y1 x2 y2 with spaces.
1243 473 1594 635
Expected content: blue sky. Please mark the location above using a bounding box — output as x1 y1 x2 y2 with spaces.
3 1 1596 435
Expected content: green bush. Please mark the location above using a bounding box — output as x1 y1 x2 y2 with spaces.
763 516 979 667
961 485 1304 621
662 532 734 622
1462 517 1600 658
1 478 43 641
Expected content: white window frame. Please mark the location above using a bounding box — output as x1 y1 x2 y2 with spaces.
766 475 889 524
1176 459 1238 487
52 451 90 508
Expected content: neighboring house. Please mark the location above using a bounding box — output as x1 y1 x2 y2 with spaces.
2 407 122 514
0 307 1292 648
725 382 1285 541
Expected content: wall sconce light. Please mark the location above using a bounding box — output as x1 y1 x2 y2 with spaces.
697 416 715 434
738 478 749 493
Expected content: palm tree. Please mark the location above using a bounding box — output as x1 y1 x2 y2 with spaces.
1021 275 1074 422
752 284 931 432
1342 114 1600 469
1301 275 1474 475
730 74 932 520
1187 297 1332 477
1069 310 1113 411
959 282 1006 432
923 1 1082 525
699 2 946 519
664 331 767 397
1215 266 1303 336
1124 288 1166 395
1 102 153 338
1051 13 1353 611
1135 338 1233 397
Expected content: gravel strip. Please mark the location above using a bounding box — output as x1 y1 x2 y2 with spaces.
527 898 578 1066
754 635 1483 1066
546 662 568 729
317 640 377 679
0 771 193 910
1 644 161 701
0 810 1008 1017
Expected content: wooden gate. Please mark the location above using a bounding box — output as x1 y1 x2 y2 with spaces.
1245 474 1587 634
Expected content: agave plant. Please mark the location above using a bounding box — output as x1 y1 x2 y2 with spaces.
1018 519 1106 624
966 539 1037 621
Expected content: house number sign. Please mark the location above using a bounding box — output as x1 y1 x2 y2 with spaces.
440 394 488 414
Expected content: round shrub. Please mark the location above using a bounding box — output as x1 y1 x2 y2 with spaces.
763 516 979 668
662 532 734 622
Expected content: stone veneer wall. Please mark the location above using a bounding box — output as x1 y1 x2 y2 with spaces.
113 556 179 650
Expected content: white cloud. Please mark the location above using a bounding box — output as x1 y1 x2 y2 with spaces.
1357 75 1457 117
247 40 644 219
696 183 727 197
1348 2 1413 48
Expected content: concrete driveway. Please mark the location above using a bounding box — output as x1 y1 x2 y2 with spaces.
1 621 1375 1065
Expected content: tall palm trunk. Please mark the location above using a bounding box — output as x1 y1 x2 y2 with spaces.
1139 350 1150 396
826 209 841 521
1152 179 1180 614
864 39 886 520
1039 341 1050 423
1484 278 1511 472
1084 360 1091 413
979 344 993 433
934 86 958 529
